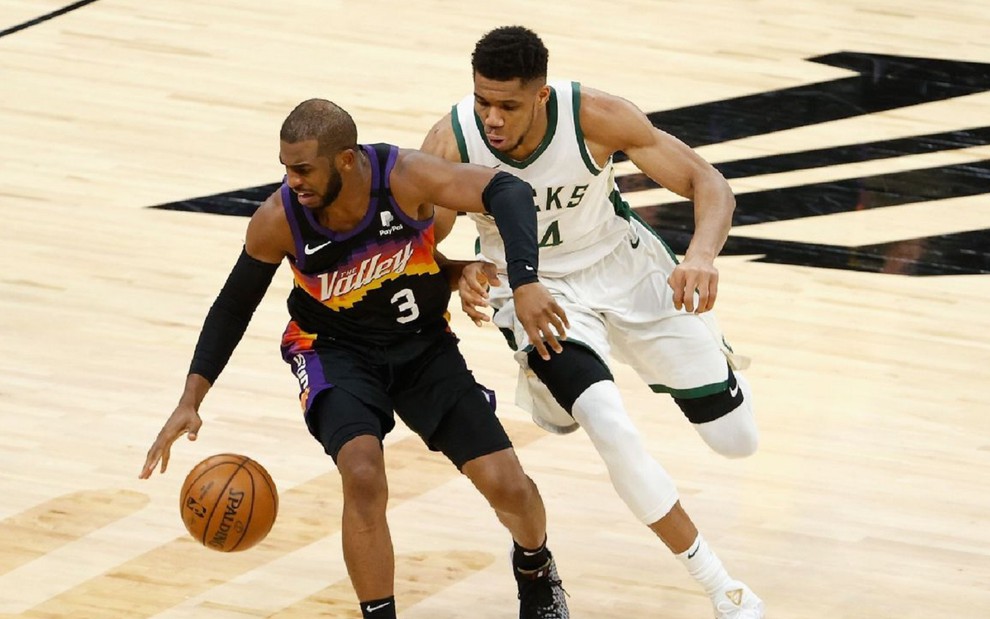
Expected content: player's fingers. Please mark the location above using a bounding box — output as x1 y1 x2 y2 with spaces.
668 274 684 310
695 282 711 314
461 290 489 308
461 283 489 305
464 276 489 297
140 438 167 477
140 452 160 479
703 277 719 312
160 445 171 474
188 418 202 441
694 270 719 313
528 327 550 361
681 275 697 313
542 325 563 354
461 294 488 313
552 301 570 331
462 303 491 325
482 263 502 287
546 311 567 342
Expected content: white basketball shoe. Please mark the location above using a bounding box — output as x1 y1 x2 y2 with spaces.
712 580 765 618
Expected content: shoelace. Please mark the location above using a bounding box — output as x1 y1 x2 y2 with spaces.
714 598 758 619
517 575 567 599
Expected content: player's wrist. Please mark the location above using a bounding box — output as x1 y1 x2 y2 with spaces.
507 266 539 290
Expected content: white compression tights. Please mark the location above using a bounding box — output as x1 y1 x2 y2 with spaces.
692 372 760 459
571 380 679 524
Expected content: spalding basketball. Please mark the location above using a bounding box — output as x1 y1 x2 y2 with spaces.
179 453 278 552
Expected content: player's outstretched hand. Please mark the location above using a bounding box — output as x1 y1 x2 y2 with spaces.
668 255 719 313
140 405 203 479
512 281 569 361
458 261 501 326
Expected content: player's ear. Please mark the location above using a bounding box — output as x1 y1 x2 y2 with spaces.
537 84 551 106
336 147 357 171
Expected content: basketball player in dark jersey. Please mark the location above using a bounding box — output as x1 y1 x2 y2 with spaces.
140 99 570 619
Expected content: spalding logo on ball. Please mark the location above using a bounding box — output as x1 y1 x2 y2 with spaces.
180 453 278 552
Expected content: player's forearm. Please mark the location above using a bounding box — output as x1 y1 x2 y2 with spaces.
187 247 279 384
685 178 735 261
482 172 539 289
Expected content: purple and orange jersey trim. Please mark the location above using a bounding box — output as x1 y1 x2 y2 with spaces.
280 321 326 412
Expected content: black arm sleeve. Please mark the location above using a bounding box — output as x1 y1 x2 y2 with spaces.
481 171 539 289
188 247 280 384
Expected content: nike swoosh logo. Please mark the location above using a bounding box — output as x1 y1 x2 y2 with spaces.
630 236 640 249
729 382 740 398
687 544 700 559
304 240 332 255
365 602 391 613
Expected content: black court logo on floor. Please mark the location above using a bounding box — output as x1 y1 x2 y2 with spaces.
150 52 990 276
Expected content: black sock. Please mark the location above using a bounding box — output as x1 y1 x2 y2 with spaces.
513 537 549 572
360 596 396 619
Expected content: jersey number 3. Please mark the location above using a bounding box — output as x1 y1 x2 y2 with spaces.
391 288 420 324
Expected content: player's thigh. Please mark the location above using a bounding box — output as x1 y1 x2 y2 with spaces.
305 386 393 463
612 311 730 396
491 282 612 364
430 385 513 470
392 333 511 469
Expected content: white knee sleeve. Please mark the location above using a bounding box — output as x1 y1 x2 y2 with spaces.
572 381 679 524
694 372 759 458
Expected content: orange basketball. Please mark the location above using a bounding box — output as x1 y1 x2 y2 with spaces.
179 453 278 552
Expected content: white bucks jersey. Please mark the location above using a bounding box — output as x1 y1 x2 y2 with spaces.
451 80 632 277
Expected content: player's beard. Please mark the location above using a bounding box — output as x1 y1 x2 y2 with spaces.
317 169 343 209
502 134 526 155
499 114 536 158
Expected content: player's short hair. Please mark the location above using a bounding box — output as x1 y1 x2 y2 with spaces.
280 99 358 157
472 26 548 84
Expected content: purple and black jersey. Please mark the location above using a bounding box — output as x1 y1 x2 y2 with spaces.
281 143 451 346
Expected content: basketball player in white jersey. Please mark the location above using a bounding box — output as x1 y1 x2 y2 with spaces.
421 26 765 618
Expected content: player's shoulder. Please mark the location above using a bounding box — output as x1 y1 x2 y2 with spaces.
425 110 454 135
575 84 646 145
419 112 461 161
247 185 292 235
244 185 293 262
388 147 427 189
576 84 630 115
255 186 286 219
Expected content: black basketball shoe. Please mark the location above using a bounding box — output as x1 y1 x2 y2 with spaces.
514 551 569 619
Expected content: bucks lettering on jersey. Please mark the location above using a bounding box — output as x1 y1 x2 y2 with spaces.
281 143 451 345
451 80 632 278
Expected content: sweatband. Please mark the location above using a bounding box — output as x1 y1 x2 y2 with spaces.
188 247 279 383
481 171 539 289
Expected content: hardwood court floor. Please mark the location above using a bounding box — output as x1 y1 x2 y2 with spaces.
1 1 989 617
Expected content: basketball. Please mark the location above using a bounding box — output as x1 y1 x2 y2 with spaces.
179 453 278 552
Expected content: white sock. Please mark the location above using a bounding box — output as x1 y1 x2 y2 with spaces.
675 534 733 596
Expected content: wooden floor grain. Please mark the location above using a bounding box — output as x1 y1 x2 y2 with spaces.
1 1 989 617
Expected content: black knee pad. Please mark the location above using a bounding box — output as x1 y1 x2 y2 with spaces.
527 342 613 413
673 365 744 424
